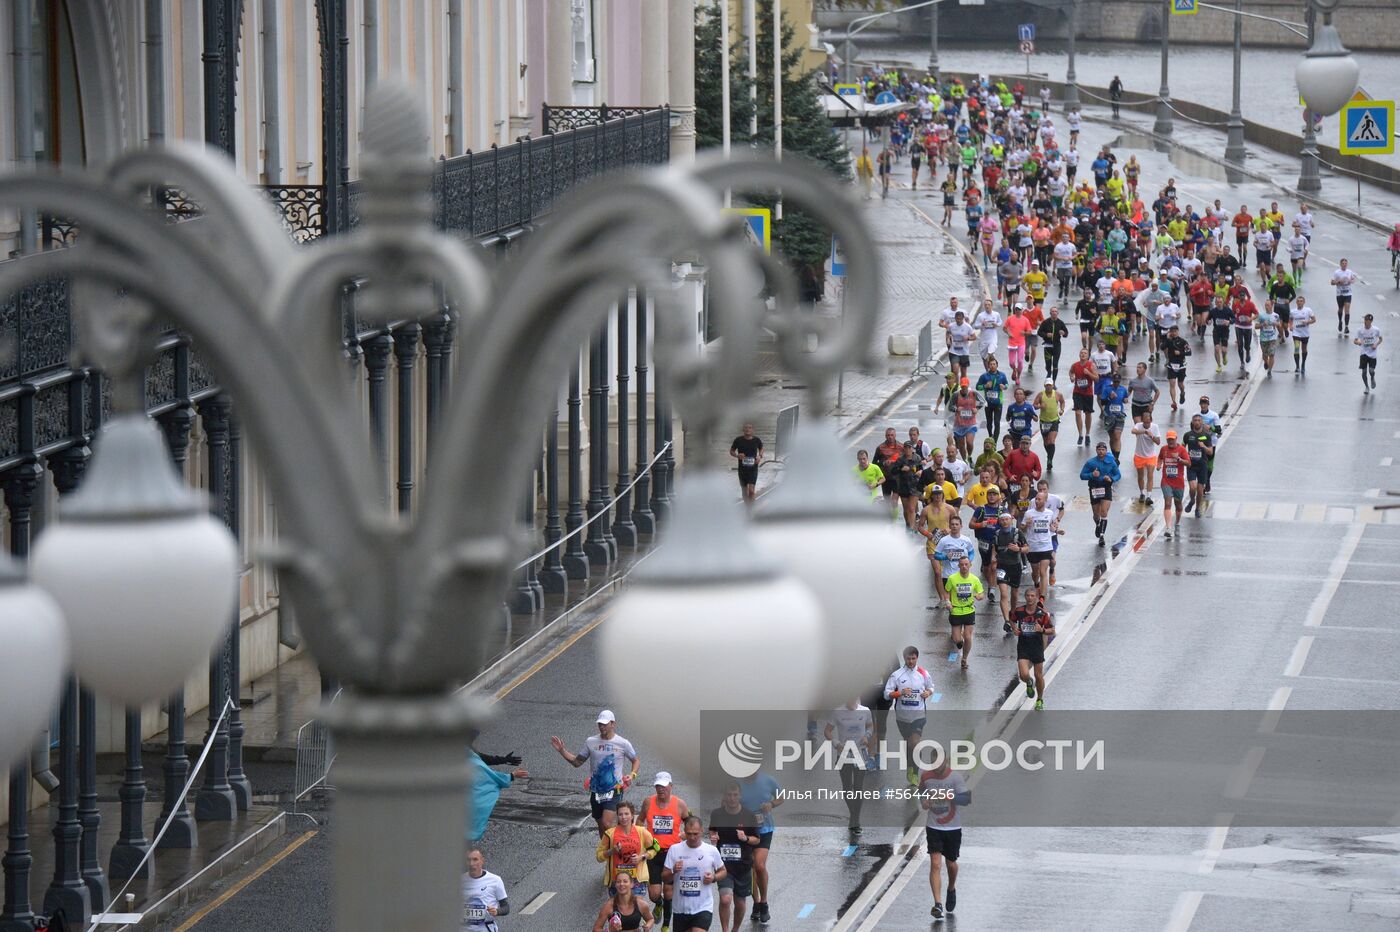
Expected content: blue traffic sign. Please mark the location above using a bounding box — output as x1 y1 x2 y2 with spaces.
830 235 847 278
1340 100 1394 155
1171 0 1199 15
874 91 898 105
1017 23 1035 41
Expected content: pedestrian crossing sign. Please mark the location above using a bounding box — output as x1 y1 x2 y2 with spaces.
1171 0 1198 15
724 207 771 254
1340 100 1394 155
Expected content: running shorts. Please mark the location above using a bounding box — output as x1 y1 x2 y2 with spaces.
1130 402 1151 420
953 425 978 438
1073 393 1094 413
718 867 753 900
1336 295 1351 310
1102 415 1125 433
1360 355 1377 372
1256 249 1272 267
896 717 926 741
1165 364 1187 381
1088 484 1113 503
1162 484 1185 501
926 827 963 861
1039 419 1059 436
1212 325 1230 346
737 465 758 487
1134 454 1157 469
949 611 977 627
672 911 714 931
951 353 970 371
1028 549 1053 565
1260 339 1277 356
996 560 1023 588
1016 637 1046 664
1187 463 1209 484
591 791 623 821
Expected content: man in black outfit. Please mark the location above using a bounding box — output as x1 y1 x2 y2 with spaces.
1109 76 1124 118
730 423 764 504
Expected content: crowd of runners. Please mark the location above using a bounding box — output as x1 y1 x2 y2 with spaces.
464 70 1388 931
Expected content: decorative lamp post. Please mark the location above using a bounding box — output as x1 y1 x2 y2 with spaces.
1154 0 1174 136
1065 0 1081 109
1295 0 1359 117
0 83 881 932
1224 0 1249 164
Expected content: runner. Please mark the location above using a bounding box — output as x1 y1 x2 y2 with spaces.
1021 487 1059 598
1183 415 1215 515
1098 371 1129 462
1196 396 1222 493
641 772 690 929
729 423 764 505
1355 313 1383 394
662 816 726 931
1156 429 1192 538
736 772 781 924
885 648 936 785
1232 287 1258 370
1159 324 1191 408
1290 294 1316 376
976 358 1010 440
1076 288 1098 349
948 310 976 380
973 298 1003 364
551 710 641 837
463 847 510 931
1126 361 1159 424
1081 441 1121 546
970 485 1006 601
853 449 885 502
591 872 655 932
1003 303 1034 382
823 700 875 834
1255 300 1282 378
1130 412 1162 504
950 378 982 460
934 514 978 607
920 755 971 922
992 510 1029 630
596 801 660 892
1209 295 1232 373
873 427 904 514
1069 348 1098 445
1004 434 1043 486
1038 304 1069 381
708 783 760 932
1032 379 1065 472
1005 386 1037 447
944 555 984 670
918 485 957 580
1330 258 1356 334
1011 586 1056 710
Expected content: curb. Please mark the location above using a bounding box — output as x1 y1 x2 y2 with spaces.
1083 111 1392 236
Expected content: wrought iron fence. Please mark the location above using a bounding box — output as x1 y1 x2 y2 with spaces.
542 103 663 135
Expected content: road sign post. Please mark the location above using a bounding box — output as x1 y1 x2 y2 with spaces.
1017 23 1035 41
1339 99 1393 155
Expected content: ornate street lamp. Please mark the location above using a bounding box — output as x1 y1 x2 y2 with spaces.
1295 0 1359 118
0 82 881 931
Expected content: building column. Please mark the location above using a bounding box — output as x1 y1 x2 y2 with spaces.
195 397 236 823
539 393 569 593
562 356 590 579
156 405 199 849
631 289 655 535
225 410 252 811
612 294 636 547
583 328 616 566
667 0 696 162
1 464 43 931
547 0 573 106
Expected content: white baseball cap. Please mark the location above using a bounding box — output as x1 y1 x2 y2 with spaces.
653 771 673 787
597 709 617 724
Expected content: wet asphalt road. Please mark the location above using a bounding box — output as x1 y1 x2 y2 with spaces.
158 119 1400 931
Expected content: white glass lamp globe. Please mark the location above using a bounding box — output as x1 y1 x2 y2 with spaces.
754 424 923 709
1295 24 1360 117
601 473 825 778
31 416 238 707
0 558 69 765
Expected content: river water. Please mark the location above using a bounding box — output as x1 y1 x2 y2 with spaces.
845 36 1400 167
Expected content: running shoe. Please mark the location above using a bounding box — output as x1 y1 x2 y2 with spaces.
1026 680 1035 697
931 904 945 921
1034 699 1044 710
1164 528 1173 539
947 888 957 913
1004 620 1013 635
1184 498 1194 513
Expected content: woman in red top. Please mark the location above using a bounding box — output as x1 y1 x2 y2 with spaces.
1232 293 1258 370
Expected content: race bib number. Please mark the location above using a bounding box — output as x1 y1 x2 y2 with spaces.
741 457 755 467
679 876 703 896
1164 464 1179 478
1189 448 1202 461
1033 518 1050 534
955 583 973 599
720 844 743 861
901 694 923 708
1018 620 1039 636
652 815 674 834
1090 486 1105 499
1075 378 1089 389
1262 328 1277 340
996 568 1007 581
1108 403 1124 415
594 789 615 803
465 907 488 921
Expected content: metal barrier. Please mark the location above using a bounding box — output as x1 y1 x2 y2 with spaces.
913 322 940 377
293 689 342 811
776 404 800 458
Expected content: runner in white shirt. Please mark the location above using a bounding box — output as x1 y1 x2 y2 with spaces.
973 302 1003 360
462 848 510 931
885 647 936 784
1290 295 1316 375
1294 205 1314 240
1020 487 1060 598
920 759 971 922
1354 314 1383 394
1130 413 1163 503
1090 342 1118 381
939 297 964 347
825 700 875 831
1251 228 1276 286
663 819 727 928
948 315 977 378
1330 259 1357 334
1286 226 1309 282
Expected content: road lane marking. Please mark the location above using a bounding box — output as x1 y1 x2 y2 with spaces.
1284 635 1315 677
1224 747 1266 800
856 850 926 931
520 891 555 915
842 844 859 857
494 608 615 699
171 830 318 931
1261 686 1292 733
1197 822 1232 874
1383 457 1394 466
797 903 817 918
1304 522 1364 627
1164 890 1204 932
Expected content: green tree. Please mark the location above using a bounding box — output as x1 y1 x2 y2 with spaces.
752 6 851 298
694 2 756 151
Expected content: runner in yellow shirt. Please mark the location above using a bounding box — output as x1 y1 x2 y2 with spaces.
944 555 986 670
854 450 884 501
1023 264 1049 306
